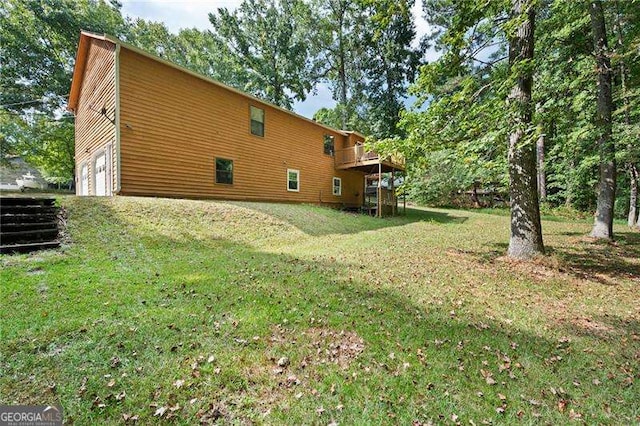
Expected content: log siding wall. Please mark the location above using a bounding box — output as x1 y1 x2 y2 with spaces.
74 39 117 195
117 47 364 207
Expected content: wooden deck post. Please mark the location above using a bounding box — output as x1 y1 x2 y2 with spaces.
363 175 366 213
391 169 395 216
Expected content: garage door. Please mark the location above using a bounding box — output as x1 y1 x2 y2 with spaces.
94 153 106 196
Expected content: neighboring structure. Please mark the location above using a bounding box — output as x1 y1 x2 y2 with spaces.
68 32 404 215
0 157 47 191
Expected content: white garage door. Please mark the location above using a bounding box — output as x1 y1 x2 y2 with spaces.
94 153 106 196
80 163 89 196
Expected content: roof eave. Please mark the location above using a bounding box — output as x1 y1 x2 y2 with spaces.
67 31 111 112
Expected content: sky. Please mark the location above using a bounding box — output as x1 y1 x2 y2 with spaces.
119 0 436 118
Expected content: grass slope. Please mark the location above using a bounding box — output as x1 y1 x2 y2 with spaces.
1 197 638 425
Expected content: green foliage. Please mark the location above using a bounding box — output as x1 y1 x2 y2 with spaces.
397 0 512 204
0 0 127 178
0 0 128 114
209 0 315 109
357 0 421 138
398 0 640 220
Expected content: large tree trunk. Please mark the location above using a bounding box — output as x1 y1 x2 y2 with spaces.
506 0 544 259
589 0 616 239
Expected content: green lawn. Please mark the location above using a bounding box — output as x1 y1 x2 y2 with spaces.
1 196 638 425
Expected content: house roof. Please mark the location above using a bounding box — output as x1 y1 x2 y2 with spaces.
67 31 358 138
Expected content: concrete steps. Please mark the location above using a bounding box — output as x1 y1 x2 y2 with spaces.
0 197 60 254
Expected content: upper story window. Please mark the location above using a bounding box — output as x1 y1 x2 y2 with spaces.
215 158 233 184
250 106 264 137
323 135 335 156
287 169 300 192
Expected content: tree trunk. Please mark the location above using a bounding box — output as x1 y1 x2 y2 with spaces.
589 0 616 239
471 182 482 208
337 8 348 130
614 1 638 228
630 164 639 227
536 129 546 202
506 0 544 259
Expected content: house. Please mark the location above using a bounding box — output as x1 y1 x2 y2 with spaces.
67 31 404 216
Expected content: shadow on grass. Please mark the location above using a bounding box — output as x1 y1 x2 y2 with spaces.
551 232 640 284
469 232 639 286
2 197 637 424
556 313 640 341
232 202 468 236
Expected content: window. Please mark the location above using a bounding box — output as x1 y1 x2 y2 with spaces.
323 135 335 156
332 177 342 196
215 158 233 184
250 106 264 137
287 169 300 192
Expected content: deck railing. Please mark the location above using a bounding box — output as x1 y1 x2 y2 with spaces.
334 145 405 169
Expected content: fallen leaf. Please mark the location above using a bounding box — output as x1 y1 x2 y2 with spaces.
557 400 567 413
110 356 121 368
154 406 167 417
174 379 185 389
277 357 290 367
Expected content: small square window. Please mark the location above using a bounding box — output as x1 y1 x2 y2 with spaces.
332 177 342 196
215 158 233 184
287 169 300 192
250 106 264 137
323 135 335 156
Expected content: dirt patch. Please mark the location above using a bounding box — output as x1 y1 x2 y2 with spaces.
569 317 616 336
302 327 365 369
268 325 365 370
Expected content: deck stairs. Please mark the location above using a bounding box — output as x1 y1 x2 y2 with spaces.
0 197 60 254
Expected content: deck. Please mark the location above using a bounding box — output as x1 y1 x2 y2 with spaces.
334 145 405 173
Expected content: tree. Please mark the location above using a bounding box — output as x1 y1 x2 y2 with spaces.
589 0 616 239
397 0 512 210
0 0 128 179
505 0 544 258
209 0 315 109
358 0 421 138
611 0 640 228
311 0 367 129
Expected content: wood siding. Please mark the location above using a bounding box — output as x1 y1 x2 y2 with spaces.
74 39 117 195
118 47 364 207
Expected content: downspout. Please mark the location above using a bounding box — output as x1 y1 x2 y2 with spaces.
115 42 122 194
